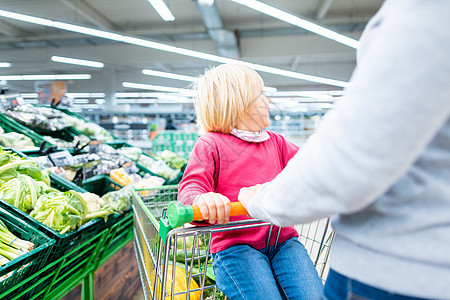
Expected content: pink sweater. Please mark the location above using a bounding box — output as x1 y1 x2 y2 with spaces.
178 131 299 253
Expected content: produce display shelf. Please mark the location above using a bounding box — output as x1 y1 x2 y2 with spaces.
53 106 120 141
81 174 124 197
2 106 94 150
151 131 197 158
0 113 46 146
106 141 183 185
0 208 55 300
94 207 134 268
3 228 109 300
13 149 87 194
0 149 109 284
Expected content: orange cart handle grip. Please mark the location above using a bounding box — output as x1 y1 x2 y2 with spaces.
192 202 248 221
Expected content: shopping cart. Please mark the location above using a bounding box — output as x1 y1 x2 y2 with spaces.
132 185 334 300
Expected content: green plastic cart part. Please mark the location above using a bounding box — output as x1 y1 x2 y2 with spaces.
159 201 194 243
167 201 194 228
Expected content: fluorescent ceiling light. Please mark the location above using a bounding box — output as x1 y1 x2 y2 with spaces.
0 10 53 26
271 91 333 100
270 90 343 99
263 87 277 93
122 82 194 95
0 74 91 80
143 69 277 92
24 99 39 104
147 0 175 21
66 92 105 98
198 0 215 6
20 93 38 98
115 92 168 98
229 0 360 49
53 22 124 41
0 62 11 67
73 99 90 104
0 9 349 87
142 69 196 82
270 90 342 96
75 104 102 108
116 98 192 104
51 56 104 68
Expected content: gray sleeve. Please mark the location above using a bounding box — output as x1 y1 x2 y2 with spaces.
248 1 450 226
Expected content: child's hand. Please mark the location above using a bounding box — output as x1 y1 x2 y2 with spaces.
194 193 231 224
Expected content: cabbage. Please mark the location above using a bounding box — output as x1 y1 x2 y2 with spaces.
0 149 50 186
30 190 88 234
0 174 47 213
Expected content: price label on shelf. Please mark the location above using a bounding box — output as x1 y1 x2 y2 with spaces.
48 150 74 167
89 139 102 154
122 161 136 174
82 159 101 181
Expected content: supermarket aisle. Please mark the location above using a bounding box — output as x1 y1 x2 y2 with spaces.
132 288 145 300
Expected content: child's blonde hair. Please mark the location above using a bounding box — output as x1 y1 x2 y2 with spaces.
193 64 263 134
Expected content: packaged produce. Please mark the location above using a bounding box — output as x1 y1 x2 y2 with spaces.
137 155 180 181
0 132 38 151
5 104 71 131
160 150 187 170
70 117 114 142
101 185 134 212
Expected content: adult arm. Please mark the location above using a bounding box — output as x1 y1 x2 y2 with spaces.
246 2 450 226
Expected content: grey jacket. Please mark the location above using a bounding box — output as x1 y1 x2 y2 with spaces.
248 1 450 298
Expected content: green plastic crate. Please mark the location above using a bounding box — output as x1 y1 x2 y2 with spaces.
151 139 196 158
0 149 132 299
0 113 47 149
81 174 124 197
2 108 87 149
54 106 120 141
106 141 169 183
11 149 88 194
0 149 107 267
4 227 110 300
0 207 55 300
93 208 133 269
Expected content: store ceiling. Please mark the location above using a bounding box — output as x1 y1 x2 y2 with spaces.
0 0 384 105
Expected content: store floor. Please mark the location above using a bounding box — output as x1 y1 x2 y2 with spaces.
132 287 145 300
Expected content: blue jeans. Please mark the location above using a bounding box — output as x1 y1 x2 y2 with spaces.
212 237 324 300
323 269 427 300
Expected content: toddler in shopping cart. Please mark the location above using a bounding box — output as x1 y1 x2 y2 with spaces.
178 64 323 299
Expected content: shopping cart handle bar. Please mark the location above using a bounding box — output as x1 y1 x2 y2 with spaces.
166 201 248 228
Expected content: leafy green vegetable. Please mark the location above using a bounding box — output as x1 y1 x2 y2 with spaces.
101 185 133 212
81 192 117 222
0 174 47 213
0 150 19 167
0 149 50 186
0 218 35 266
30 190 88 234
160 150 187 170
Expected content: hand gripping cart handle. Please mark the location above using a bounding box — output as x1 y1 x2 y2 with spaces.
159 201 248 242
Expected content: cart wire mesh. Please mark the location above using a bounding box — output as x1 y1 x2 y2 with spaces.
132 185 334 299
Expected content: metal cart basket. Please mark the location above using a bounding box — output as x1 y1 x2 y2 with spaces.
132 185 334 300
